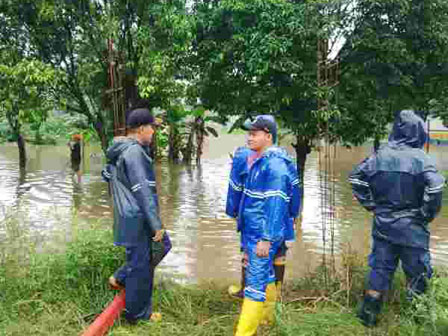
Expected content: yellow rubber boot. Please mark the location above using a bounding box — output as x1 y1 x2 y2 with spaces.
235 299 264 336
261 282 277 325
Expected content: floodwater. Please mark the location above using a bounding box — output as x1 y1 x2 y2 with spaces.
0 135 447 283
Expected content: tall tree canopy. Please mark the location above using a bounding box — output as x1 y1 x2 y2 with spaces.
336 0 448 144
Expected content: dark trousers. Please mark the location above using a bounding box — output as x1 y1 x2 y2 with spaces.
368 238 432 295
114 240 154 321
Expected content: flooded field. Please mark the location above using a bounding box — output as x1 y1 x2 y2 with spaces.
0 136 447 282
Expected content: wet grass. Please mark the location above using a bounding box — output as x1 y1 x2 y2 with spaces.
1 225 448 336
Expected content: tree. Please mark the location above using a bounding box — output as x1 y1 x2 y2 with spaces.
0 56 55 168
0 0 194 153
0 0 113 151
191 0 333 176
335 0 448 143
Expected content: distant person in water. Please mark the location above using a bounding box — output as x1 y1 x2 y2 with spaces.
350 110 445 327
68 134 82 183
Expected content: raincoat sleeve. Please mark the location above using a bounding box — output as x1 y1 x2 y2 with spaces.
226 152 245 218
101 164 113 182
261 158 290 242
123 147 162 234
349 156 376 212
289 165 302 219
421 161 445 223
285 164 302 242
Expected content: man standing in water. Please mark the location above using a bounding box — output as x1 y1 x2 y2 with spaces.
233 115 301 335
68 134 82 183
350 110 445 327
102 104 164 323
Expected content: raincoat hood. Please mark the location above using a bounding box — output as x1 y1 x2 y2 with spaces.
388 110 427 149
262 146 293 163
106 137 138 164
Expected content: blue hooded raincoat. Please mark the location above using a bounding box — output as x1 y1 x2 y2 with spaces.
228 146 301 301
226 146 301 245
349 110 444 293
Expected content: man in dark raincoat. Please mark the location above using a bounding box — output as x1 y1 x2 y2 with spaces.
350 110 445 327
102 106 168 323
233 115 301 335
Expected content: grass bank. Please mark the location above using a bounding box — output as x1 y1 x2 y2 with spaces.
1 228 448 336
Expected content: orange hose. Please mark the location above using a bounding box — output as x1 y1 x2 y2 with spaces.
80 290 126 336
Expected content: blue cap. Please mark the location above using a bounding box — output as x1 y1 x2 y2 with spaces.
242 115 277 143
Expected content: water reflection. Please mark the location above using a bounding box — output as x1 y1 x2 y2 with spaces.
0 140 446 283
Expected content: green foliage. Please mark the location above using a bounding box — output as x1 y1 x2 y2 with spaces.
0 225 122 335
191 0 350 162
2 222 448 336
336 0 448 144
136 1 194 109
0 113 99 145
193 0 319 117
154 105 220 162
0 120 17 142
2 0 448 158
0 57 55 135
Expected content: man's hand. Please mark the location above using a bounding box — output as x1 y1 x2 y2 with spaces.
153 229 164 242
256 240 271 257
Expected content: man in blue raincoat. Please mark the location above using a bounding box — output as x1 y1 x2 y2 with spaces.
226 147 300 302
226 146 253 298
233 115 301 336
102 105 170 323
350 110 445 327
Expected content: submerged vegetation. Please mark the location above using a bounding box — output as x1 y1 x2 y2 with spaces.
1 219 448 336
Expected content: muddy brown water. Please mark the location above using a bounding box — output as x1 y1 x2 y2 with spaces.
0 135 447 283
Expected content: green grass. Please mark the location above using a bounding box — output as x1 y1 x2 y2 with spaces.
1 224 448 336
442 170 448 181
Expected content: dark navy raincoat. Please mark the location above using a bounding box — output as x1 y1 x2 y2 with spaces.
349 110 444 249
102 138 162 246
102 137 164 321
350 110 444 294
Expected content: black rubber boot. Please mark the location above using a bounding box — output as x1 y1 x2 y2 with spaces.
357 294 382 327
274 262 285 300
229 266 245 299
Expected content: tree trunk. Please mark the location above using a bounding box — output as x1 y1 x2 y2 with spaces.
293 136 310 183
150 131 158 160
17 133 26 169
293 135 311 204
182 129 194 164
94 120 109 154
35 122 42 144
373 136 380 153
168 124 181 162
74 89 110 154
195 117 205 164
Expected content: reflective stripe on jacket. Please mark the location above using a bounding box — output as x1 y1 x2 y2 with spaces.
235 146 301 244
